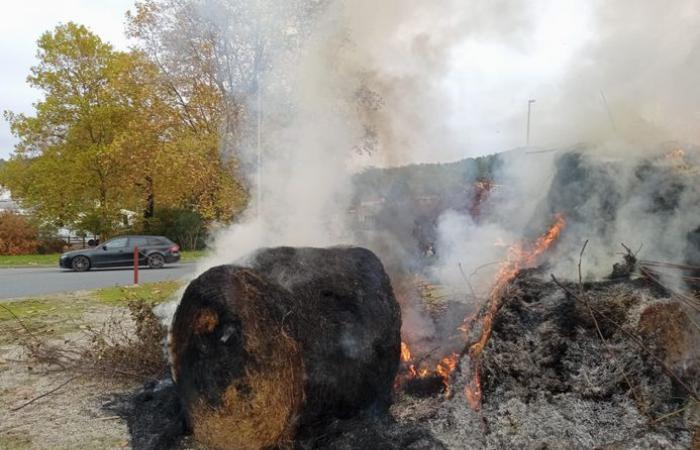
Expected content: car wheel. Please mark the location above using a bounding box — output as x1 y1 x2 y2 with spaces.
72 256 91 272
147 253 165 269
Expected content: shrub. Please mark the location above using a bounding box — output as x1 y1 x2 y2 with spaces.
0 212 38 255
144 208 207 251
36 223 67 254
83 300 168 380
19 299 168 381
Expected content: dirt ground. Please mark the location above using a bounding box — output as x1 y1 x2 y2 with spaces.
0 284 180 450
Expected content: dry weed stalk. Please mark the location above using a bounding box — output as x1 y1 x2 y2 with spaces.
6 300 167 382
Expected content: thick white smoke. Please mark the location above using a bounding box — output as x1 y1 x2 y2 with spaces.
190 0 700 302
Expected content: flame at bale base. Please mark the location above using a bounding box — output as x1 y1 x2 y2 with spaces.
395 341 460 396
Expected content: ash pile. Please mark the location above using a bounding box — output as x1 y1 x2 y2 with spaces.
411 266 700 449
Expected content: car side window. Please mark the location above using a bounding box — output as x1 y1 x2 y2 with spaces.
104 237 128 249
130 237 149 248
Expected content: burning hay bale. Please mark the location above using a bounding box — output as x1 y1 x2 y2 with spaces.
169 246 401 450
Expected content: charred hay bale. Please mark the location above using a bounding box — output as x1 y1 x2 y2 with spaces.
170 246 401 449
170 266 304 449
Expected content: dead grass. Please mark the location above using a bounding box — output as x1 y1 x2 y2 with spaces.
0 281 182 449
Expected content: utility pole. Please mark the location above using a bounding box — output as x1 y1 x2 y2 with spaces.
255 0 263 219
599 90 617 133
256 70 262 218
526 99 536 147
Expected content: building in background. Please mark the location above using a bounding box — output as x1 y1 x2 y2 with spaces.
0 189 23 214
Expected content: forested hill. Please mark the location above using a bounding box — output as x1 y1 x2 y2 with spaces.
351 152 503 205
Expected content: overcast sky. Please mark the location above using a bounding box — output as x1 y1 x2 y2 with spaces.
0 0 133 159
0 1 596 162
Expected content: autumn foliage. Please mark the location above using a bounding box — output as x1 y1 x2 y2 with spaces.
0 212 39 255
0 22 248 238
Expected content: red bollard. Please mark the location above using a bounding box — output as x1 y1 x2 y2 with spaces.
134 245 139 285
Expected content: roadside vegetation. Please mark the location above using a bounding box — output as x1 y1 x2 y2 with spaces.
0 250 206 267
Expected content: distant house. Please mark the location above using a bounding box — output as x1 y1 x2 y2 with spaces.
0 189 23 214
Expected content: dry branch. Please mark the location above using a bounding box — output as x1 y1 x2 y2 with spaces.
10 375 80 412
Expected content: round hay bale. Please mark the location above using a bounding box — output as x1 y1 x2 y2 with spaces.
170 267 304 450
170 246 401 449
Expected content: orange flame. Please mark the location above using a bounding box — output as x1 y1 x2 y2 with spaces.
397 214 565 400
401 341 412 362
464 214 566 409
464 368 482 410
396 342 460 394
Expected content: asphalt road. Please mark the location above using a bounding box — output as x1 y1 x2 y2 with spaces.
0 263 197 300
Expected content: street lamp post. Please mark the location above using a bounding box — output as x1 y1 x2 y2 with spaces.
526 99 536 147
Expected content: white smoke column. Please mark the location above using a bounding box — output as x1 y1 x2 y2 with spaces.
200 0 536 273
203 1 361 270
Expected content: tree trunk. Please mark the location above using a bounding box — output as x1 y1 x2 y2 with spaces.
142 175 155 232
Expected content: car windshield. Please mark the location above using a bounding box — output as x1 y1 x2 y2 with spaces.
103 237 128 249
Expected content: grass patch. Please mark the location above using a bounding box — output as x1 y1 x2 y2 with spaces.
96 280 182 306
0 250 206 267
0 253 59 267
181 249 207 262
0 281 182 344
0 296 87 338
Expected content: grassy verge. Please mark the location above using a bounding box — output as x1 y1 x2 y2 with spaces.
0 253 59 267
96 280 182 306
0 280 183 343
0 250 207 267
180 249 207 262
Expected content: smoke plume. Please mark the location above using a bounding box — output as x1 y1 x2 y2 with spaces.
184 0 700 306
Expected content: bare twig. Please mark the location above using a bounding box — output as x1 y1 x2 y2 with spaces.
639 260 700 271
639 267 700 311
10 375 80 412
649 402 694 424
578 239 589 289
468 261 501 279
458 262 477 299
0 304 40 344
95 416 121 421
550 274 699 402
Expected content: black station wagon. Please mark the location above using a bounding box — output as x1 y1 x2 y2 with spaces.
59 235 181 272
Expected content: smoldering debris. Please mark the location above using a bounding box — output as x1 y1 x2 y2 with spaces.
103 378 187 450
417 269 699 449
